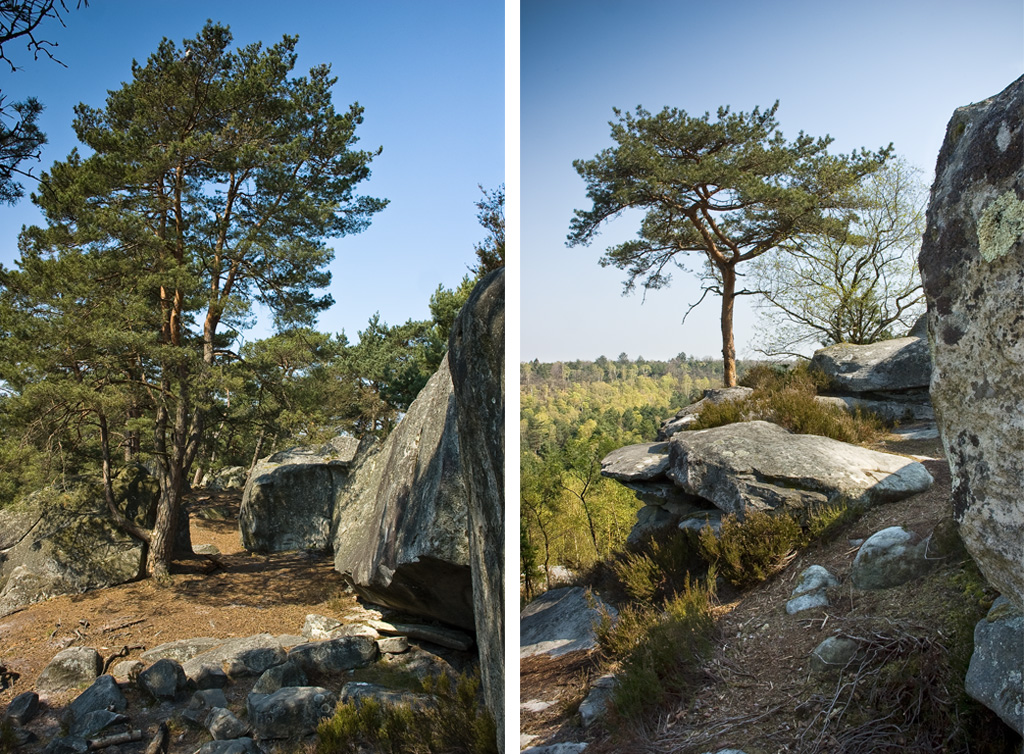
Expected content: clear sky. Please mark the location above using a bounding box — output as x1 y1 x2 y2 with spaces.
0 0 503 344
521 0 1023 363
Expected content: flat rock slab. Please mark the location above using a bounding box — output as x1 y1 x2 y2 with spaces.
368 620 473 651
810 336 931 393
247 686 337 739
601 442 671 481
142 637 223 664
521 586 612 658
182 634 287 681
666 421 933 518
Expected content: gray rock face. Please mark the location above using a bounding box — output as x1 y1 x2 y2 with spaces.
202 466 247 491
287 635 378 674
240 437 359 553
521 586 613 658
181 634 287 681
368 619 473 651
333 354 472 629
0 472 156 616
196 737 261 754
964 597 1023 734
68 709 129 738
206 706 252 740
666 421 932 519
247 686 337 739
659 387 754 438
810 336 931 393
578 674 616 728
449 268 505 749
918 75 1024 609
36 647 102 692
142 637 223 663
814 395 934 423
850 526 932 590
301 614 343 640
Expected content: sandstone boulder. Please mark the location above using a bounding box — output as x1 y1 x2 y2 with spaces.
850 526 933 590
666 421 932 519
449 268 505 747
810 336 931 394
239 436 359 553
36 647 102 692
246 686 337 739
332 354 472 629
918 75 1024 609
0 471 157 617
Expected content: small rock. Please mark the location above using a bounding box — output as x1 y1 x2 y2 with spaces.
138 658 188 701
206 706 251 740
192 664 229 690
43 735 90 754
810 636 861 672
36 647 102 691
193 543 221 555
4 690 39 725
786 565 839 615
850 526 932 590
188 688 229 711
110 660 144 683
376 636 409 654
251 659 308 694
520 699 554 713
579 674 616 728
379 646 457 681
141 637 223 664
69 709 129 738
196 738 261 754
67 675 127 725
339 682 436 712
302 613 342 640
965 597 1024 735
247 686 338 739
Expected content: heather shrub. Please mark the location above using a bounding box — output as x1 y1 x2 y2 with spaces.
698 510 803 588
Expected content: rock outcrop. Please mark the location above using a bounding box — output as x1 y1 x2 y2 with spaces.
810 335 931 394
448 268 505 748
666 421 933 520
0 470 157 617
659 387 754 438
332 354 472 629
964 597 1024 735
521 586 613 658
918 75 1024 609
239 437 359 553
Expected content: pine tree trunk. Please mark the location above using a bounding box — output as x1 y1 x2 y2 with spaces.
720 264 738 387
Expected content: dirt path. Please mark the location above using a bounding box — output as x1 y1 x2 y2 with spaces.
519 431 1004 753
0 489 359 713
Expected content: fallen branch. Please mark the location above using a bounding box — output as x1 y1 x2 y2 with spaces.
88 730 143 750
101 618 144 634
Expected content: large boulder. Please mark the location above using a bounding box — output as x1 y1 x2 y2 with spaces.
239 436 359 553
332 354 472 629
449 267 505 746
0 469 157 617
918 75 1024 608
666 421 932 519
810 336 931 393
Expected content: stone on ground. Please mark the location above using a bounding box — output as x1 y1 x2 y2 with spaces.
66 675 127 725
4 690 39 725
339 681 436 711
181 634 287 681
246 686 338 739
36 647 102 692
196 739 261 754
918 74 1024 609
578 674 616 728
786 565 840 615
251 659 308 694
138 657 188 700
206 706 252 740
287 635 378 674
850 526 932 590
964 597 1023 735
810 636 861 673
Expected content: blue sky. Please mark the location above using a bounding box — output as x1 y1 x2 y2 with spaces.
521 0 1023 362
0 0 504 344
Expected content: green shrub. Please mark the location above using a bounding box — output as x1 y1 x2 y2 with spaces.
692 364 884 444
315 671 497 754
595 574 716 721
698 511 803 588
804 500 857 543
611 529 705 605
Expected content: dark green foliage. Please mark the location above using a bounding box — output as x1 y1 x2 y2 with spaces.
611 529 706 605
698 511 803 588
315 671 497 754
568 101 891 386
472 184 504 276
594 575 716 722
